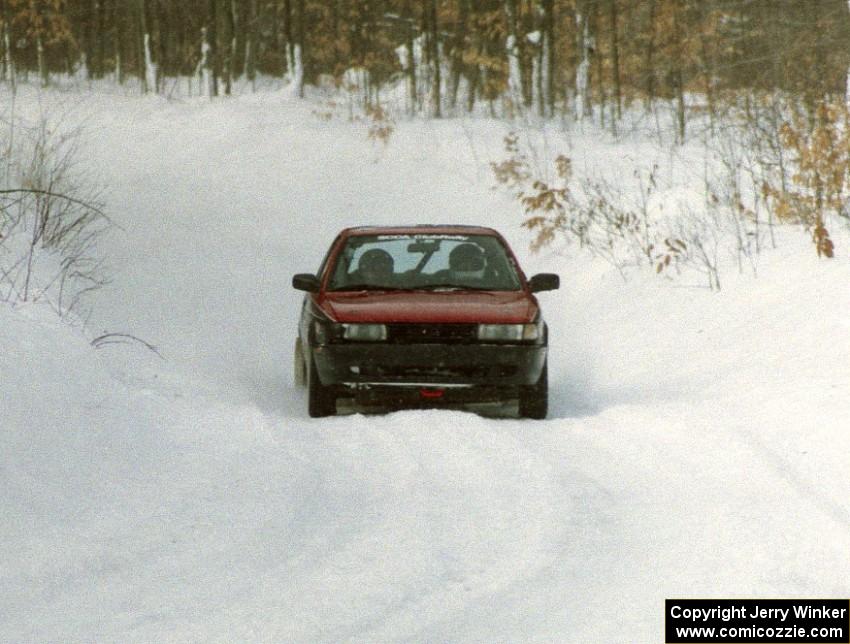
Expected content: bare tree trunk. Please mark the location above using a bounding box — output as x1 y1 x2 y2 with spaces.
156 1 168 86
94 0 106 79
143 32 158 93
531 3 542 116
1 0 14 92
2 22 12 90
80 0 93 79
244 0 257 89
644 0 656 109
115 0 125 84
282 0 294 78
696 0 715 132
609 0 621 122
207 0 219 97
672 0 685 143
533 41 543 117
329 0 340 74
223 0 235 94
448 0 469 112
505 0 523 110
399 0 418 114
230 0 242 79
0 0 5 82
137 0 149 93
294 0 305 97
426 0 441 117
593 2 605 127
207 0 221 97
466 60 479 113
115 33 123 83
541 0 555 117
198 26 208 94
575 1 593 120
37 35 48 87
466 27 485 113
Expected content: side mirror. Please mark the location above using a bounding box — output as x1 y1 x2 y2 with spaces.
528 273 559 293
292 273 321 292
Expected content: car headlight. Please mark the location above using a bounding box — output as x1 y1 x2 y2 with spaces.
477 323 540 342
313 319 339 344
342 323 388 341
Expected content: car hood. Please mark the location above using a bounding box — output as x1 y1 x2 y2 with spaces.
322 290 536 324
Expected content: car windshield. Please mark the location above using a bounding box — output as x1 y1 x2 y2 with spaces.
327 233 523 291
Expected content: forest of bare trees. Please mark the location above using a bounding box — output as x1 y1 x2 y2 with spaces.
0 1 848 118
3 2 850 282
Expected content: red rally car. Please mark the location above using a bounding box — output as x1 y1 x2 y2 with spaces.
292 225 559 418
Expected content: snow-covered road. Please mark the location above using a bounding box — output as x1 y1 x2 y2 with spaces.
2 89 849 642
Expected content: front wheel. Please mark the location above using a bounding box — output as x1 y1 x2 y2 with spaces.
518 360 548 420
308 356 337 418
294 339 307 388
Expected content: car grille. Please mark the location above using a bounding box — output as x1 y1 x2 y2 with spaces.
386 323 478 344
354 364 518 379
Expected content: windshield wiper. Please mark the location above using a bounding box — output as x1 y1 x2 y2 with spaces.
330 283 394 292
331 283 501 292
415 284 495 291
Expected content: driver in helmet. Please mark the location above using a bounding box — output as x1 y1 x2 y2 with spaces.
356 248 394 286
448 243 486 281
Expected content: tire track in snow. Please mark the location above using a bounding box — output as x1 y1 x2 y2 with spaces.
248 411 576 641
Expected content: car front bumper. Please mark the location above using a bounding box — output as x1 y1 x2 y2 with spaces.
312 342 547 390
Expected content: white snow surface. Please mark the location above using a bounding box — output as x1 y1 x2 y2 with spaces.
2 87 850 642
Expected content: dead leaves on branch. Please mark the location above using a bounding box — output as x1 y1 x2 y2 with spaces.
494 134 676 272
653 238 688 274
364 104 394 145
762 100 850 259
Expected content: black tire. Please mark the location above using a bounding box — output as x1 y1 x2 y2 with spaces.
308 356 337 418
518 360 548 420
294 339 307 388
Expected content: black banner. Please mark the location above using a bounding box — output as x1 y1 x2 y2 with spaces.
666 599 850 643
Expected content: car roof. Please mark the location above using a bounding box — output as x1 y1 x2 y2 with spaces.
340 225 502 237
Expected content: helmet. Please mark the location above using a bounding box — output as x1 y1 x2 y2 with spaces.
449 243 485 273
358 248 394 281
